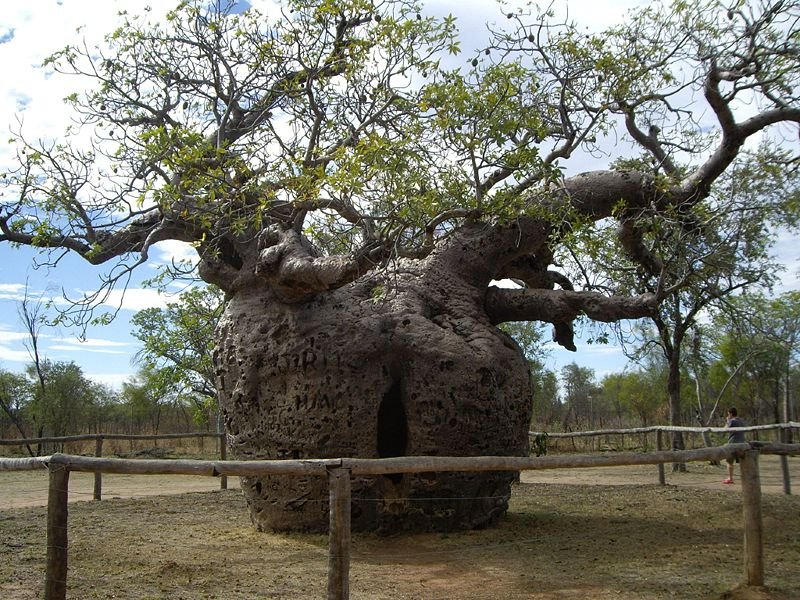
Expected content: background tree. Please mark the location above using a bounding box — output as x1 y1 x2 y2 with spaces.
84 381 121 434
120 365 195 435
560 363 600 431
530 361 560 430
17 287 50 451
0 369 35 455
1 0 799 532
1 358 206 445
131 285 224 428
499 320 561 428
711 292 800 427
24 360 102 452
601 369 664 429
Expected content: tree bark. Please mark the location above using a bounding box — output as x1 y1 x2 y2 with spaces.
215 251 532 532
667 355 687 471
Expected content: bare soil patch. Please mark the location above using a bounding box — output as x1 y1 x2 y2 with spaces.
1 456 798 599
0 470 241 509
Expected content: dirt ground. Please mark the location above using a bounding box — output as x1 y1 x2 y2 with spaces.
0 471 242 509
1 455 798 599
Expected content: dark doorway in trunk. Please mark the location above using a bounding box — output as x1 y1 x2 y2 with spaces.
377 378 407 483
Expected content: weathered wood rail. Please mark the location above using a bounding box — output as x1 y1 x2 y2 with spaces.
0 432 228 495
2 440 799 600
0 432 225 445
529 423 800 439
530 422 800 494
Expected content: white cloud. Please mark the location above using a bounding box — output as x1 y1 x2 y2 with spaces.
0 335 31 363
428 0 646 31
574 343 626 356
86 372 133 390
49 344 128 355
52 285 174 314
554 0 646 27
99 287 174 312
0 348 31 363
0 324 33 364
49 336 130 355
489 279 522 289
151 240 200 267
0 329 30 343
0 283 28 301
0 1 175 171
51 336 128 348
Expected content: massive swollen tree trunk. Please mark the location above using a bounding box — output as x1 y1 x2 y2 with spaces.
215 255 530 532
208 221 542 533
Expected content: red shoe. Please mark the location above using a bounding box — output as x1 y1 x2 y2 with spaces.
722 479 733 484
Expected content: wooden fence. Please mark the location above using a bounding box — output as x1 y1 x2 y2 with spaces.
530 422 800 494
0 432 228 497
2 440 799 600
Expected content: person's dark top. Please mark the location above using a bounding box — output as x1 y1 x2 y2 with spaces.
727 416 746 444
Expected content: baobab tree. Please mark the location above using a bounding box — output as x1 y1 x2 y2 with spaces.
1 0 799 532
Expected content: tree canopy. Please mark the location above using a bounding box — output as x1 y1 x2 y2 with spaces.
1 0 799 345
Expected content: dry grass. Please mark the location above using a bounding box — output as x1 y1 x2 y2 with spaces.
1 457 799 599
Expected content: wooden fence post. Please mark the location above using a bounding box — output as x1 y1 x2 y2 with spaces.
93 435 103 501
45 463 70 600
740 449 764 587
779 425 792 495
327 466 351 600
656 430 665 485
219 434 228 490
779 454 792 495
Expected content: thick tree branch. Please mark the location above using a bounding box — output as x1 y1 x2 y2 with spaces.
617 220 665 278
436 170 659 287
253 227 385 301
485 286 658 326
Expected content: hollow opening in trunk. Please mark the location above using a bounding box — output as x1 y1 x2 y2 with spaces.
377 378 408 483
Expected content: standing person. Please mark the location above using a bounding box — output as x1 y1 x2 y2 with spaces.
723 407 746 484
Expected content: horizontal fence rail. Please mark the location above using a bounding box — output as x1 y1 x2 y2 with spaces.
0 431 228 496
3 423 795 448
8 442 798 476
528 422 800 493
0 432 224 446
2 440 800 600
529 422 800 438
2 424 797 500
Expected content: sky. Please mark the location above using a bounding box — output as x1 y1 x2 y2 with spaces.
0 0 797 391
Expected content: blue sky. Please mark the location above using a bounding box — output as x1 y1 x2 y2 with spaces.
1 0 797 391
